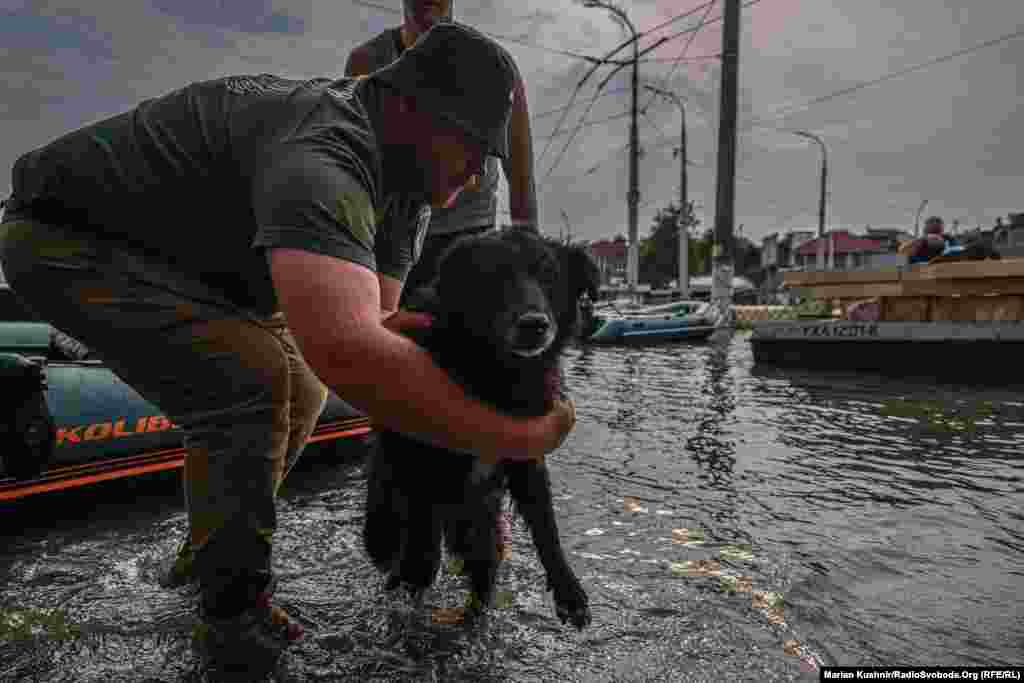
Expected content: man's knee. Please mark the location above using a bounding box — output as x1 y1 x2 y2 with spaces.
293 368 328 427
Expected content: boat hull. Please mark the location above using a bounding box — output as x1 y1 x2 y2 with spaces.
1 362 371 501
585 316 717 344
750 320 1024 384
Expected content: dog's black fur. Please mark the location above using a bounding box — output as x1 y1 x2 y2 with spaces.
363 229 600 630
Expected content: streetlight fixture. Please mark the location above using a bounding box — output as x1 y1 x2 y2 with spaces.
914 199 929 237
792 130 829 270
644 83 690 298
583 0 640 300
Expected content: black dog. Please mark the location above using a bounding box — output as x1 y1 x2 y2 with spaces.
363 229 599 630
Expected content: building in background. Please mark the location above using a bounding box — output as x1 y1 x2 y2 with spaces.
793 230 890 270
760 230 814 302
586 236 628 287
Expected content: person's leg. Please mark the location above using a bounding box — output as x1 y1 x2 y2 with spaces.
273 337 328 495
0 219 310 663
168 330 325 586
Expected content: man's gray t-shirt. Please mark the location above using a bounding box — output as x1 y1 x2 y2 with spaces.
7 75 429 314
357 27 500 236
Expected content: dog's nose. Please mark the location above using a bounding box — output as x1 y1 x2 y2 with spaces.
516 312 551 333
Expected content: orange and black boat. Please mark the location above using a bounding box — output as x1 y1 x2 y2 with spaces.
0 283 372 502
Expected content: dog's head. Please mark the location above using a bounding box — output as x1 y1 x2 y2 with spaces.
412 230 599 363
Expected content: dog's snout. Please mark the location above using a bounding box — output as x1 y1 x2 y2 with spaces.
516 312 551 332
506 311 556 357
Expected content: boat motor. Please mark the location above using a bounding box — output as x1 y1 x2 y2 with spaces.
0 353 56 479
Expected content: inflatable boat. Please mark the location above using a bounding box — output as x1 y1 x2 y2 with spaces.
0 283 371 502
582 300 717 344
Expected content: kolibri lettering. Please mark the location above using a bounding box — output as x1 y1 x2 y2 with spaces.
56 416 180 446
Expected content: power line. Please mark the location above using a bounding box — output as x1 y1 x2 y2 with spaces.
639 0 720 118
348 0 721 66
537 111 632 139
534 5 727 168
541 2 735 180
349 0 606 62
638 54 721 64
740 25 1024 132
616 25 1024 170
533 86 631 120
640 106 675 149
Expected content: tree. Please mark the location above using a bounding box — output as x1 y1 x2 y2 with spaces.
639 201 700 288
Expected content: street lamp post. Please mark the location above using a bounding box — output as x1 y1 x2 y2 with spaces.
793 130 829 270
644 84 689 298
914 199 929 237
584 1 640 301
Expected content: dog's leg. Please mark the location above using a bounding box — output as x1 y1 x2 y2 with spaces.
458 489 503 611
394 502 444 595
364 437 402 576
507 463 591 630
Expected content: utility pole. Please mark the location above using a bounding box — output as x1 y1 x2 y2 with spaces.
793 130 829 270
710 0 741 325
644 84 689 298
560 209 572 245
914 199 928 237
584 1 640 301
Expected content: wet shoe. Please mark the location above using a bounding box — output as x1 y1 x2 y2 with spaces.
194 590 305 676
160 538 196 588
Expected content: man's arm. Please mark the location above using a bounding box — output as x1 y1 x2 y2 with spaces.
502 64 539 232
269 248 568 461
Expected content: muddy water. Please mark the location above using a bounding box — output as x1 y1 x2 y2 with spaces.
2 332 1022 681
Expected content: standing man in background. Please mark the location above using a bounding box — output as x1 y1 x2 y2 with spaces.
345 0 540 301
345 0 541 558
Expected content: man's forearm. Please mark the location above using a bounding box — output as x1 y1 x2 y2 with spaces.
322 323 545 460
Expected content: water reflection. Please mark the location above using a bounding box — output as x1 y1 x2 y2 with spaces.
1 335 1021 678
687 342 738 486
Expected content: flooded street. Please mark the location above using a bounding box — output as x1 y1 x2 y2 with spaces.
2 332 1022 681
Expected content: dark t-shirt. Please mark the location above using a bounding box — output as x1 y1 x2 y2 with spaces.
8 74 430 313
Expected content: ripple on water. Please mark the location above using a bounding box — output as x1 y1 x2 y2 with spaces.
1 334 1021 678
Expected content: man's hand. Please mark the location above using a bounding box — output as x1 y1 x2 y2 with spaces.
545 396 577 453
481 396 576 465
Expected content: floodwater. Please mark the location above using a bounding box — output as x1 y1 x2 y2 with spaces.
2 331 1022 681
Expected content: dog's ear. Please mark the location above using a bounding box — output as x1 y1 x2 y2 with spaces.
562 245 601 302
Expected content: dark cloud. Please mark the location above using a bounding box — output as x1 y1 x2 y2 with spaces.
2 0 1022 241
0 9 115 60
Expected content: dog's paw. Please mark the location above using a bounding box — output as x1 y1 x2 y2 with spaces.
553 581 591 630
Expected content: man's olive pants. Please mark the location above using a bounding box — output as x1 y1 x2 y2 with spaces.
0 217 327 611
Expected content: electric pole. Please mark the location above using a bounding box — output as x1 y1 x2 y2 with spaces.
710 0 740 325
584 1 640 300
644 84 689 298
793 130 829 270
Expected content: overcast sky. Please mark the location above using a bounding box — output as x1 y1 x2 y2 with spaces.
2 0 1022 245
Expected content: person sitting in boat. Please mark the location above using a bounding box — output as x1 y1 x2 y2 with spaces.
908 216 959 264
